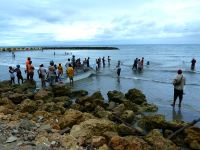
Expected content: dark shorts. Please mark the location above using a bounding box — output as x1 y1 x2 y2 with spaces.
174 89 183 100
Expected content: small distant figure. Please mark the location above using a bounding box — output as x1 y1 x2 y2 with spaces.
15 65 23 84
48 60 56 86
137 59 143 71
9 66 15 84
72 55 76 68
171 69 186 108
116 61 121 77
141 57 144 69
146 61 150 65
87 57 90 67
65 52 67 55
54 52 55 56
132 58 138 70
67 64 74 86
12 52 15 58
27 61 35 81
108 56 111 66
191 58 196 70
38 64 47 88
102 57 105 67
57 63 63 82
25 57 31 80
65 58 71 69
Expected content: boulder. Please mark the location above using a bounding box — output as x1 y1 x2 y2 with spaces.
107 90 124 103
52 84 71 97
0 97 14 106
34 89 53 102
89 91 104 100
184 126 200 150
42 102 65 114
20 99 37 113
71 90 88 97
14 80 36 93
92 136 106 148
110 135 150 150
122 100 139 112
70 119 117 143
139 103 158 112
98 144 110 150
112 104 125 116
9 93 24 104
138 114 166 131
121 110 135 123
53 96 70 103
0 80 12 93
125 88 146 104
117 124 143 136
59 109 95 129
145 129 180 150
0 106 14 115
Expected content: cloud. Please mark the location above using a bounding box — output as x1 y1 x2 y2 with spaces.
0 0 200 46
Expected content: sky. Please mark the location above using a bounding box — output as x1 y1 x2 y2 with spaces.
0 0 200 46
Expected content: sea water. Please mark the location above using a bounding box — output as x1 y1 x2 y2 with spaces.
0 44 200 124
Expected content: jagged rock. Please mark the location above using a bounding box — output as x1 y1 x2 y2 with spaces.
110 135 150 150
0 106 14 115
89 91 104 100
122 100 139 112
108 101 116 110
34 89 53 102
9 93 24 104
121 110 135 123
95 106 112 119
125 88 146 104
145 129 180 150
59 109 95 129
13 80 36 93
52 84 71 97
70 119 117 143
138 114 166 131
0 80 12 93
6 136 17 143
107 90 124 103
42 102 65 114
112 104 125 116
53 96 70 103
18 119 36 131
71 90 88 97
139 102 158 112
98 144 110 150
117 124 142 136
184 126 200 150
20 99 37 113
92 136 106 148
0 97 14 106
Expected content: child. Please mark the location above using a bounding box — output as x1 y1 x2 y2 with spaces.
15 65 23 84
9 66 15 84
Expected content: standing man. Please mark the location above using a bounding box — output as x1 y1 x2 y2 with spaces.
25 57 31 80
67 64 74 86
171 69 186 107
191 58 196 70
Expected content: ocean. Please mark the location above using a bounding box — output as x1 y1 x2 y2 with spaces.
0 44 200 124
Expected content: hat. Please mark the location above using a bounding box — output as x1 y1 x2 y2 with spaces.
177 69 182 74
16 65 20 68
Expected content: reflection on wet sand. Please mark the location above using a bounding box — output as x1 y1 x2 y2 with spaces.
172 107 183 122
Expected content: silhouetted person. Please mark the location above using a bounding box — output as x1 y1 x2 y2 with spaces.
191 58 196 70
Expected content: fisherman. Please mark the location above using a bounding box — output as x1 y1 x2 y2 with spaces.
57 63 63 82
116 61 121 77
27 61 34 81
25 57 31 80
38 64 47 88
171 69 186 107
102 57 105 67
108 56 111 66
47 60 56 86
9 66 15 84
191 58 196 70
15 65 23 84
132 58 138 70
67 64 74 86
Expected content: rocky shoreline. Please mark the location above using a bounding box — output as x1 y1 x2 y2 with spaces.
0 80 199 150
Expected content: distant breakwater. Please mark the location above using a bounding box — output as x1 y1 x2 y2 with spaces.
0 46 119 52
